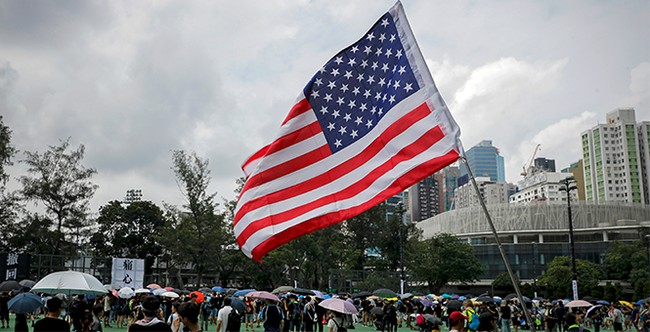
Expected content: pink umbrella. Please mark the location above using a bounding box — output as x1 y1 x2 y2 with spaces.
247 291 280 302
318 298 358 314
147 283 162 289
164 286 174 291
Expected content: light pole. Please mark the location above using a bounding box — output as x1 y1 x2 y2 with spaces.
645 234 650 278
397 202 406 294
559 176 579 300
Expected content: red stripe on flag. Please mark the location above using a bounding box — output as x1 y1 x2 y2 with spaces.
248 149 460 261
242 144 270 174
236 124 446 246
281 99 311 126
235 102 433 224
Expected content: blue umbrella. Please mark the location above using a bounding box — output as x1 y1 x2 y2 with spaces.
233 289 256 297
212 286 226 293
596 300 609 306
8 293 43 314
230 297 246 313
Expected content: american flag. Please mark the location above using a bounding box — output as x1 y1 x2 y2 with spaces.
235 2 462 261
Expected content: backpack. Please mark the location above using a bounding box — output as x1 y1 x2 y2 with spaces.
330 318 347 332
226 308 242 332
416 314 425 327
467 309 480 331
292 302 301 320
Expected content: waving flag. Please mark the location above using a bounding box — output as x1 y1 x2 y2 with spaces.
235 1 462 261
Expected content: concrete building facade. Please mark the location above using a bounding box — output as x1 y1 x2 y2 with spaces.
455 177 510 209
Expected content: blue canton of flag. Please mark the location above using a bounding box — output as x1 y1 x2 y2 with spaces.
305 14 419 153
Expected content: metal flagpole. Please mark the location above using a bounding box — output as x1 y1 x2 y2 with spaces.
460 156 534 329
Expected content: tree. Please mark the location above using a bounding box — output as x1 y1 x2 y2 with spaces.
492 271 520 291
537 256 602 299
407 233 484 293
159 150 228 287
18 138 97 254
89 200 166 274
603 238 650 298
0 116 20 251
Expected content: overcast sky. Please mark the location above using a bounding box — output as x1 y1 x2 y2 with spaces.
1 0 648 214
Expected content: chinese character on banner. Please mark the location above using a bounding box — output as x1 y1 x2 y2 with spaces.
123 259 133 271
111 258 144 289
6 268 16 280
6 253 18 266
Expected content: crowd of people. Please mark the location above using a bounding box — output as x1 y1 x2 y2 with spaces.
0 288 649 332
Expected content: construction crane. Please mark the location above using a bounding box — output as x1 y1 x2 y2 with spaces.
521 144 541 177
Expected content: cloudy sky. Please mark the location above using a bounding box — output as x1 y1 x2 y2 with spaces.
1 0 648 214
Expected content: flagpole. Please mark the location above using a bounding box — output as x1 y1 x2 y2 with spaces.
460 156 534 329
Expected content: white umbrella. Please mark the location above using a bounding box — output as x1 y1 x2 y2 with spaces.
135 288 151 294
153 288 166 296
565 300 593 308
318 298 358 314
31 271 108 295
117 287 135 299
161 291 179 298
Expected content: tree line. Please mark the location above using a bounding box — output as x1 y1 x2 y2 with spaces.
0 116 648 298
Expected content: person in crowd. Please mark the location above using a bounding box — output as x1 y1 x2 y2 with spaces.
0 292 9 329
567 312 590 332
501 301 512 332
261 298 283 332
478 303 495 332
167 301 184 332
326 311 344 332
128 295 171 332
178 301 202 332
610 304 624 332
34 297 70 332
216 297 233 332
544 303 559 332
449 311 467 332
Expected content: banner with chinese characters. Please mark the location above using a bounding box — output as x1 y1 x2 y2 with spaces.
111 258 145 289
0 253 31 282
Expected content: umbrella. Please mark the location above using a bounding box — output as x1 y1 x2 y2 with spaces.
424 314 442 325
272 286 294 294
161 291 179 298
164 287 174 291
118 287 135 299
135 288 151 294
31 271 108 295
8 293 43 314
492 296 502 303
147 283 161 289
596 300 610 306
373 288 397 298
318 298 358 314
401 293 414 300
18 280 36 289
504 293 518 302
619 300 633 308
198 287 212 294
190 291 205 303
586 305 602 317
565 300 593 308
226 288 238 295
476 296 493 303
582 296 597 303
230 297 246 313
153 288 166 296
212 286 226 293
247 291 280 302
352 291 372 298
412 298 433 307
441 293 453 299
0 280 22 292
233 289 256 297
292 288 315 295
446 300 462 311
370 307 384 315
312 290 326 299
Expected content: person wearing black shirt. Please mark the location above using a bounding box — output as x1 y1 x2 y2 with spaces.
478 305 495 332
34 297 71 332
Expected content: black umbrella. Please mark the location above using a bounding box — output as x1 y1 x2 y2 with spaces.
230 297 246 313
0 280 21 292
19 280 36 289
424 314 442 325
476 296 493 303
370 307 384 315
503 293 518 302
373 288 397 298
446 300 462 311
292 288 315 295
352 291 372 298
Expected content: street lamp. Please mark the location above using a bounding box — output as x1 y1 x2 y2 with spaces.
397 202 406 294
559 176 579 300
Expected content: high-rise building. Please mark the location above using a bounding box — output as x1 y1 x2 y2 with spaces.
408 173 443 222
441 165 460 211
561 160 586 200
581 108 647 204
460 140 506 183
509 171 577 204
639 121 650 205
534 157 556 172
454 177 510 208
